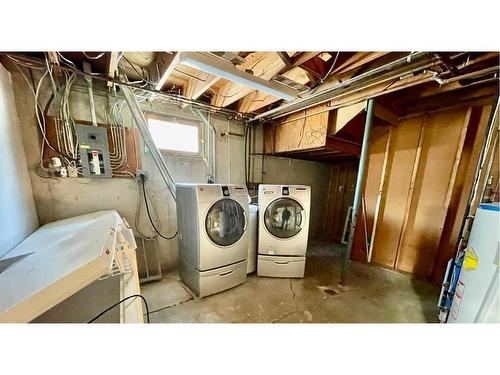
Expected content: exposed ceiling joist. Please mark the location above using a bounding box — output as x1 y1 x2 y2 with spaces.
209 52 288 107
289 52 322 71
238 66 311 113
155 52 181 91
325 136 361 156
276 52 292 67
183 71 220 100
237 52 333 113
333 52 389 75
107 52 119 88
373 103 399 125
47 52 61 78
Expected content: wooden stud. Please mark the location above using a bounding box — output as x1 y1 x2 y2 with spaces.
368 127 393 262
393 117 426 268
444 107 473 208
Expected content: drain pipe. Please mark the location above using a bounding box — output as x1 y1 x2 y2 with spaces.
120 83 177 199
341 98 375 285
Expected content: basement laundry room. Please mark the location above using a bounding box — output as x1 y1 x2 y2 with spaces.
1 49 498 326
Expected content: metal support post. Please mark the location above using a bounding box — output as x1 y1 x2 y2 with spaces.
341 98 375 284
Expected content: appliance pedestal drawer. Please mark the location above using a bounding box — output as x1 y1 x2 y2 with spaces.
257 255 305 278
180 258 247 298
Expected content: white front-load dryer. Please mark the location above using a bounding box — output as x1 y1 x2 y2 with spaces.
257 185 311 278
176 183 249 297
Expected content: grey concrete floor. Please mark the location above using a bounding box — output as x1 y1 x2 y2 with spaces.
141 240 440 323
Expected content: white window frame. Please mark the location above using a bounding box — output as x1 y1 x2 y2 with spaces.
145 114 202 158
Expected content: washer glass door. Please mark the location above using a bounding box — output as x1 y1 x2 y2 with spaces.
264 198 304 239
205 199 246 246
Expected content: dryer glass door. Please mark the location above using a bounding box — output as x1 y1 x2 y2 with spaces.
264 198 304 239
205 199 246 246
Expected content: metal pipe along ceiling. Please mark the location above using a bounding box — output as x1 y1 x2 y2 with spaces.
252 52 438 121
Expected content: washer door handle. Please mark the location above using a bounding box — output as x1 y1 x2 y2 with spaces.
243 211 248 231
298 210 306 229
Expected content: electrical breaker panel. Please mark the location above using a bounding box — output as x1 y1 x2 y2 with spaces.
76 124 112 178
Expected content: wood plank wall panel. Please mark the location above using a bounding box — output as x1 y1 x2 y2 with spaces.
430 105 492 283
370 117 422 268
395 108 470 278
323 162 358 242
263 124 275 154
274 109 329 153
351 127 391 261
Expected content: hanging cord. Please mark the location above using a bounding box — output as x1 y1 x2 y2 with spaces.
88 294 150 323
140 174 178 240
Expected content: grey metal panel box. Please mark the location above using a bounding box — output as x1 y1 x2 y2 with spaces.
76 124 112 178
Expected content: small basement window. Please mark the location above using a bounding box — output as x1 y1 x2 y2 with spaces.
147 116 200 155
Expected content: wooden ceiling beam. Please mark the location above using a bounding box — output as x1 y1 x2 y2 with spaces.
325 136 361 156
183 71 220 100
107 52 119 88
301 55 330 78
47 52 61 78
211 52 287 108
289 52 322 70
155 52 181 91
237 66 311 113
333 52 390 75
373 103 399 125
277 52 292 68
237 53 323 113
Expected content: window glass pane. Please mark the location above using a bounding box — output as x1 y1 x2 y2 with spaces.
148 118 199 153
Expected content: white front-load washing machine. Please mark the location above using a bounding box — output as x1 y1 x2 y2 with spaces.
176 183 249 297
257 185 311 278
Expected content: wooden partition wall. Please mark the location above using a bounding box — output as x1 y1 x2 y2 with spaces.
345 104 494 283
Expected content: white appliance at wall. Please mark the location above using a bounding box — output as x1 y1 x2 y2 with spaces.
257 185 311 278
176 183 249 297
247 203 258 274
448 203 499 323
